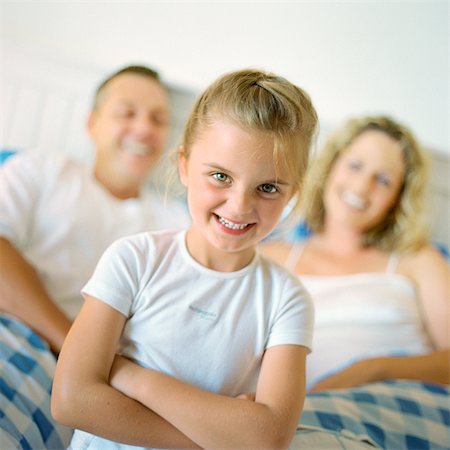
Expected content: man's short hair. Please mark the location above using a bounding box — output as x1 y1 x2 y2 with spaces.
93 65 162 110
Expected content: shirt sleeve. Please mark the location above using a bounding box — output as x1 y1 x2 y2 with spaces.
81 234 152 317
266 271 315 352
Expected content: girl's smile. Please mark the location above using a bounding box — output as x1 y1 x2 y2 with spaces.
214 214 256 234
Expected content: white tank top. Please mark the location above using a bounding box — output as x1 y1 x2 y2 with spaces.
286 243 434 389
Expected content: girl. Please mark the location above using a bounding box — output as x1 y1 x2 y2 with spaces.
52 69 318 449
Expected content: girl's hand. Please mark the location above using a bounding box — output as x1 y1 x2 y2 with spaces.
109 355 141 397
235 392 256 401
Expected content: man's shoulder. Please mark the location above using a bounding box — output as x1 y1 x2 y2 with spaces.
5 150 86 173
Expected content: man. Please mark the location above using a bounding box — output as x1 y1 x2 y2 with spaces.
0 65 189 353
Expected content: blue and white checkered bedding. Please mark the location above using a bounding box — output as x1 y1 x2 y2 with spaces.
297 379 450 449
1 314 449 450
0 315 73 449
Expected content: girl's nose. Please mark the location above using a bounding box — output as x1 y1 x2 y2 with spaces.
229 189 254 216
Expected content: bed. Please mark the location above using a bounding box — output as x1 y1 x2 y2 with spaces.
1 314 449 449
0 315 73 449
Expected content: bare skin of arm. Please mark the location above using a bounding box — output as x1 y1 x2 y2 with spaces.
0 238 71 353
309 349 450 392
52 296 200 449
110 344 308 450
53 295 308 449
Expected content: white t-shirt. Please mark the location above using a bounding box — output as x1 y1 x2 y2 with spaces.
0 152 190 319
73 229 314 450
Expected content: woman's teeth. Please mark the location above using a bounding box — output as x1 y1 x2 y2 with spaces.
218 216 249 230
341 192 366 209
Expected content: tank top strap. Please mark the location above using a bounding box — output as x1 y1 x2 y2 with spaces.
385 253 400 273
285 241 308 272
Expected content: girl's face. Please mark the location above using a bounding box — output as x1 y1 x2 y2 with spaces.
179 119 296 271
323 130 405 233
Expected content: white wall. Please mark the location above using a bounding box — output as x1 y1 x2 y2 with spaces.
0 0 448 155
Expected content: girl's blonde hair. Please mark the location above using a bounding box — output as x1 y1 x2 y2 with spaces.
181 69 318 218
301 115 430 253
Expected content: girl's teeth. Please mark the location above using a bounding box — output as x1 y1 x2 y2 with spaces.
218 216 249 230
342 192 365 209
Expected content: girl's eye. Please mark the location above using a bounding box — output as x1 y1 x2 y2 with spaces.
212 172 230 183
259 183 278 194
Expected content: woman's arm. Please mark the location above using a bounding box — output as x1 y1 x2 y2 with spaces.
51 296 199 449
110 344 308 450
309 349 450 392
404 244 449 349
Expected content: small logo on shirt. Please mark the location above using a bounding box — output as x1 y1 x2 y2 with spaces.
188 305 217 321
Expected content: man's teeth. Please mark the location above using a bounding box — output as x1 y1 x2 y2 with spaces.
341 192 366 209
123 141 152 156
218 216 249 230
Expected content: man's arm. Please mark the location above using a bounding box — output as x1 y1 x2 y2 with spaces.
0 237 71 353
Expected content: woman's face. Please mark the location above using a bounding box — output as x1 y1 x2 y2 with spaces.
323 129 406 233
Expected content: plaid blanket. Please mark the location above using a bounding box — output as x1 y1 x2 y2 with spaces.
1 314 448 450
0 315 73 449
296 379 450 449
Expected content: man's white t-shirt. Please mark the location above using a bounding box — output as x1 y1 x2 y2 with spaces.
73 229 314 450
0 152 190 319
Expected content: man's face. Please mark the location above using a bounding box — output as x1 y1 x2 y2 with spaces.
88 73 170 182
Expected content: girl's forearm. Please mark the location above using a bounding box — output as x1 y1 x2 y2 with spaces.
51 377 199 448
113 364 298 450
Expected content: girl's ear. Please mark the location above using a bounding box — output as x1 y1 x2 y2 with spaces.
178 146 188 187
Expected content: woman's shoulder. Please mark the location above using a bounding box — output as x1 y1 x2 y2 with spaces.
398 243 449 278
259 239 296 266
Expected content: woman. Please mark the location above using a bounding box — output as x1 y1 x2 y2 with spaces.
262 115 449 392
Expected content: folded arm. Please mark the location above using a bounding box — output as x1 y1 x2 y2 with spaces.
110 344 308 449
51 296 199 448
0 237 71 353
